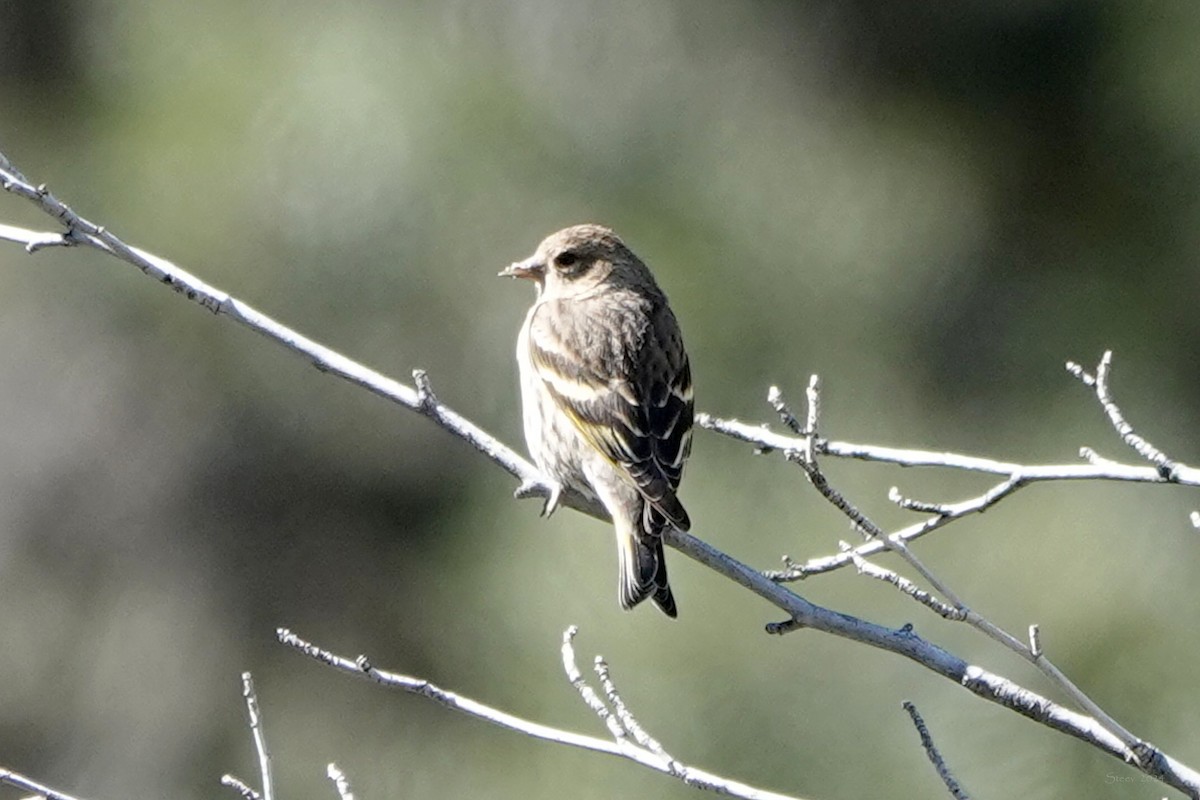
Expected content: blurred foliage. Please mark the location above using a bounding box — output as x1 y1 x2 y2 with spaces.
1 2 1199 799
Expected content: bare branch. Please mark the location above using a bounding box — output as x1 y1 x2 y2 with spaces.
242 672 274 800
789 454 876 541
801 461 1141 753
0 155 602 523
698 414 1200 485
326 763 355 800
765 390 969 609
848 543 1142 751
767 474 1023 580
715 358 1166 757
4 150 1199 798
279 628 807 800
704 405 1197 581
767 385 804 435
221 672 273 800
814 470 1142 751
0 221 72 252
220 775 262 800
840 544 965 621
1022 628 1141 750
1067 351 1180 479
561 625 628 743
565 629 677 766
0 768 89 800
902 702 970 800
593 655 672 760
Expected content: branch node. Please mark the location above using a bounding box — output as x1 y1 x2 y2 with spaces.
763 555 806 582
1130 741 1165 772
765 618 803 635
26 234 62 253
766 385 803 435
413 368 436 411
1028 624 1042 658
840 544 967 621
1157 460 1180 482
888 486 949 514
354 655 372 673
1072 351 1183 478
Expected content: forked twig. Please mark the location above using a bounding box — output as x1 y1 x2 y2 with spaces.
222 672 274 800
3 150 1198 799
280 627 806 800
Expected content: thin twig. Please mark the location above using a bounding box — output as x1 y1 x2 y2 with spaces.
326 763 355 800
789 454 875 541
239 672 274 800
772 386 967 608
816 472 1141 751
562 626 627 743
0 156 599 522
593 655 673 761
803 376 820 463
760 383 1148 755
902 702 970 800
280 628 806 800
0 768 90 800
767 385 804 435
1067 351 1180 480
834 514 1141 751
220 775 262 800
697 414 1200 484
841 544 965 621
766 475 1026 580
1021 628 1142 750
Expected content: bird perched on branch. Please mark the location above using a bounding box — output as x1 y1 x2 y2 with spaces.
500 224 693 617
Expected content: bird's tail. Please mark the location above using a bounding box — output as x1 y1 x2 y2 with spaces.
616 514 677 618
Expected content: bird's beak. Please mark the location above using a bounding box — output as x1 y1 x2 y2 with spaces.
498 255 544 280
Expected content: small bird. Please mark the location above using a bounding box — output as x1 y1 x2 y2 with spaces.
500 224 693 617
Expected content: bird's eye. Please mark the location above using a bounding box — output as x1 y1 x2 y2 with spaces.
554 251 578 269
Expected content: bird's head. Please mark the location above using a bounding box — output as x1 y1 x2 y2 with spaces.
500 224 654 300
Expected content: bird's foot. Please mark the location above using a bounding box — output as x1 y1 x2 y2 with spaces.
513 479 541 500
513 478 563 518
541 481 563 517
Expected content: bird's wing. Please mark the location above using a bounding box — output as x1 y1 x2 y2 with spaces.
528 297 693 531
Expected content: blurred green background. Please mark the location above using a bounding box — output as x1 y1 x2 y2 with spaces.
2 2 1199 799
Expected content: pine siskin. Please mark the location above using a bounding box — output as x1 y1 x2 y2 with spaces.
500 224 693 617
